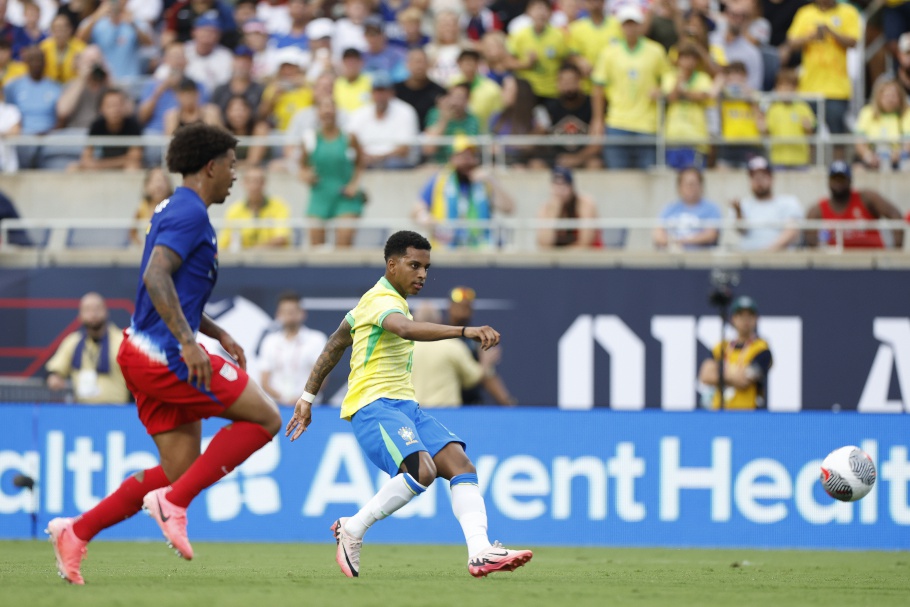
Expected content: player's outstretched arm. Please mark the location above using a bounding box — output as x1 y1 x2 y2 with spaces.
286 318 353 441
143 245 213 390
382 314 501 351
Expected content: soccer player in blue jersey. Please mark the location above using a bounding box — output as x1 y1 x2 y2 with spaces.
47 124 281 585
286 230 532 578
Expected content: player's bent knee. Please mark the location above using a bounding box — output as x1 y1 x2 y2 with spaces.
260 406 282 437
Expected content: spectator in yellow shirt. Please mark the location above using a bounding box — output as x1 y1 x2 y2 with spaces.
662 43 714 170
333 48 373 113
259 49 313 132
0 38 27 86
786 0 860 142
853 78 910 172
506 0 571 101
40 14 86 83
567 0 622 91
717 61 763 169
592 5 670 169
220 167 293 250
760 68 815 169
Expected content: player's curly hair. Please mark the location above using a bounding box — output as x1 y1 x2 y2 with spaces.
166 123 238 176
384 230 431 260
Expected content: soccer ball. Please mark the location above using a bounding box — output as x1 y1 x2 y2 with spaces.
820 446 876 502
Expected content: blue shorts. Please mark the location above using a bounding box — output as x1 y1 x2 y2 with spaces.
350 398 465 476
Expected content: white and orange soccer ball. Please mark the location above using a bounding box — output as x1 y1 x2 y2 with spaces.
820 446 876 502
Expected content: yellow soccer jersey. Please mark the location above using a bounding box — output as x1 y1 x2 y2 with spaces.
507 24 571 99
662 70 713 148
787 3 860 100
854 104 907 154
334 74 373 113
568 17 622 91
341 277 416 420
721 97 761 139
593 37 670 133
766 100 815 166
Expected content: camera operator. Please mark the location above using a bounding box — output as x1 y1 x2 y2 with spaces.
698 295 772 410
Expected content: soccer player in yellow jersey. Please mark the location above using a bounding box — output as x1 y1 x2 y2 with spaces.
592 5 670 169
506 0 571 100
286 231 533 579
786 0 860 139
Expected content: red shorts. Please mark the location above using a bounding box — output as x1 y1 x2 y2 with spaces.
117 337 250 435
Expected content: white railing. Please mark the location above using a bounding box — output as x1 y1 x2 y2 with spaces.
2 216 908 254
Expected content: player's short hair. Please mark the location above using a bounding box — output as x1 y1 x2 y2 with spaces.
384 230 431 260
166 123 238 176
277 291 301 307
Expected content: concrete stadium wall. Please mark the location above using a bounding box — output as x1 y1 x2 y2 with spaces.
3 168 910 229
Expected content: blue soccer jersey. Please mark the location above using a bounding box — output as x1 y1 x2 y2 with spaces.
129 187 218 367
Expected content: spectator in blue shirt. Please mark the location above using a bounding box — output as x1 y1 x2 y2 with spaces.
11 1 44 59
5 46 61 168
362 15 408 83
653 167 722 249
138 41 208 135
76 0 153 82
270 0 309 50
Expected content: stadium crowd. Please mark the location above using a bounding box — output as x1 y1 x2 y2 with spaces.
0 0 901 173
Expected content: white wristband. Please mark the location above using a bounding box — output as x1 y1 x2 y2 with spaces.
300 391 317 403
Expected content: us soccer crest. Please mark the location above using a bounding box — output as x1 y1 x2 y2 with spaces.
398 427 418 446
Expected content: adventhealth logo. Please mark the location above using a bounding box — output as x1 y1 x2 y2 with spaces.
204 438 281 522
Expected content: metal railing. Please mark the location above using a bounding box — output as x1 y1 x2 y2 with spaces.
3 216 908 254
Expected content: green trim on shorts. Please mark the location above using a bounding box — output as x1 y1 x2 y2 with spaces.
379 423 404 467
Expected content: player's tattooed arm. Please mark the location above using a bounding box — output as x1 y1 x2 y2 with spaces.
286 319 353 441
143 245 195 346
303 318 353 395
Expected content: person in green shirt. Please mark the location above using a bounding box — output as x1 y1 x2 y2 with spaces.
422 83 481 163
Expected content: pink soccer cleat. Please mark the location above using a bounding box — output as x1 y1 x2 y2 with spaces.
468 541 533 578
331 517 362 578
142 488 193 560
46 517 87 585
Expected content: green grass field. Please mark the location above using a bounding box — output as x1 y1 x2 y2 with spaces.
2 540 909 607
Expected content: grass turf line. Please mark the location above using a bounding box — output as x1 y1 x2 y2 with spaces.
1 540 909 607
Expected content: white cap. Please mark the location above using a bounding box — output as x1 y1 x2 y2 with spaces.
306 18 335 41
900 32 910 54
615 4 645 24
273 46 310 70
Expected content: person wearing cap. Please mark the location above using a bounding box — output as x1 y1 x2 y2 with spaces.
730 156 803 251
536 166 600 248
163 0 238 48
423 82 480 163
805 162 904 249
445 286 517 406
506 0 570 101
450 49 504 132
362 14 408 83
304 18 335 84
698 295 772 410
661 42 714 170
76 0 153 82
347 70 420 168
185 15 234 92
592 4 670 169
786 0 860 152
395 47 446 129
412 134 515 247
211 45 265 119
653 167 722 249
258 46 313 132
760 68 815 169
334 47 372 113
300 96 366 247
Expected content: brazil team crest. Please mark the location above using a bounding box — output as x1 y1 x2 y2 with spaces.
398 427 418 445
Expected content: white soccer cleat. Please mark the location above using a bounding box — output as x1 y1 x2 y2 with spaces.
331 517 362 578
468 541 533 578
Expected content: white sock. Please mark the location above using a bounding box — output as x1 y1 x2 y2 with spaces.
451 483 492 557
344 474 425 539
